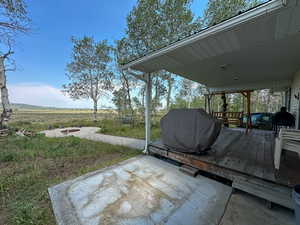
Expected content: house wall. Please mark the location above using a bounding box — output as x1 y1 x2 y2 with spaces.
291 70 300 129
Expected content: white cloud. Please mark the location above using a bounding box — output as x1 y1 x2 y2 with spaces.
7 83 112 109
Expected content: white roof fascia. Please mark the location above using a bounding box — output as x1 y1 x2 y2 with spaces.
208 79 292 93
122 0 285 71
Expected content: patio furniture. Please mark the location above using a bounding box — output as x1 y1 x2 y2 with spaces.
213 111 243 127
272 107 295 135
274 129 300 170
208 90 252 133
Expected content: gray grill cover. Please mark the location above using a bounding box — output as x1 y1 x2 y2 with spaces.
160 109 222 153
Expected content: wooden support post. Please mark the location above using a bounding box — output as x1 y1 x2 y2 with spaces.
205 95 207 113
221 93 228 127
207 94 212 114
246 91 252 134
296 91 300 130
144 73 152 154
242 95 245 113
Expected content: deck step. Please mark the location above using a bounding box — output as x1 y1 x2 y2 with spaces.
233 177 294 210
179 165 199 177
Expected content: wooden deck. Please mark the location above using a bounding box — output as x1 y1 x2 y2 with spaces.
149 128 300 189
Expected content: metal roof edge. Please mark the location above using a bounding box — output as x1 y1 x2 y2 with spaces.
121 0 285 71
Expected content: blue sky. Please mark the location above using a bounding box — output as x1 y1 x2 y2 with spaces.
8 0 208 108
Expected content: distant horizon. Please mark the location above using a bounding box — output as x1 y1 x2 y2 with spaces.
7 0 207 109
9 102 115 110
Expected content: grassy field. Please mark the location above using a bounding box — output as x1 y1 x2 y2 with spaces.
9 109 114 130
8 109 162 140
0 134 141 225
99 119 161 140
0 109 164 225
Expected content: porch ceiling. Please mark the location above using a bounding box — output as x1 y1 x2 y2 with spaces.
122 0 300 92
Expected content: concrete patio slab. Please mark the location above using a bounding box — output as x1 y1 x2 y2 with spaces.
41 127 145 150
220 191 295 225
49 156 232 225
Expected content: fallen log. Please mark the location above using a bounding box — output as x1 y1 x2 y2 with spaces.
0 128 9 135
61 129 80 135
16 129 36 137
0 129 9 138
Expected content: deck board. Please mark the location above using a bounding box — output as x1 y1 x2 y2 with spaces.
254 133 266 178
211 129 275 182
150 128 300 188
243 132 263 178
263 132 276 181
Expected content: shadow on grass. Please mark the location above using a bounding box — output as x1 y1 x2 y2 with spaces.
0 134 141 225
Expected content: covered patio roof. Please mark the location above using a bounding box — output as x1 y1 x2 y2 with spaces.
122 0 300 92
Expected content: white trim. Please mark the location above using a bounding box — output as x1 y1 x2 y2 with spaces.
144 73 152 154
122 0 284 71
209 79 292 93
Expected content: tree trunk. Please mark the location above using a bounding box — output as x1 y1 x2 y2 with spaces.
141 88 144 107
0 56 12 129
166 78 172 110
93 99 98 122
122 72 134 118
153 77 159 117
187 95 191 108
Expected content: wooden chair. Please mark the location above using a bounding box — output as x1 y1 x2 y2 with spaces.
274 128 300 170
212 111 243 127
118 115 134 125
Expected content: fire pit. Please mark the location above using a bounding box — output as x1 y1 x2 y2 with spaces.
60 129 80 134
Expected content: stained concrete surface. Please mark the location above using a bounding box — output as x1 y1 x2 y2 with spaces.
41 127 145 150
49 156 232 225
219 191 295 225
